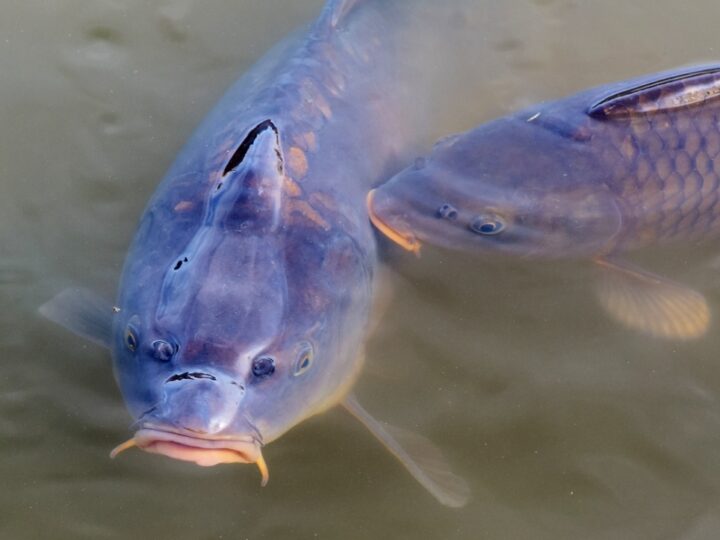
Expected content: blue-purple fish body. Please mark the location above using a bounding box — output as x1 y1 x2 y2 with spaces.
42 0 468 507
369 65 720 340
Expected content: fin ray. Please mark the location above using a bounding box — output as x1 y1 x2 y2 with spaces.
594 259 710 339
343 393 470 507
39 287 114 348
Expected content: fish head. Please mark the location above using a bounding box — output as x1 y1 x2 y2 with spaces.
370 115 622 258
110 120 373 476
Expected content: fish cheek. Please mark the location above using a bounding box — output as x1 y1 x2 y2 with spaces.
112 354 161 419
540 188 622 255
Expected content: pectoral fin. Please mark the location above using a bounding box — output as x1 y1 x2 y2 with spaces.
342 393 470 507
593 258 710 339
39 287 114 348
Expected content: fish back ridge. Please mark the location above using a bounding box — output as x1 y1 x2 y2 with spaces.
588 64 720 118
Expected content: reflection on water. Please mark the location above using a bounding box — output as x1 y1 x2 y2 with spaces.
3 0 720 538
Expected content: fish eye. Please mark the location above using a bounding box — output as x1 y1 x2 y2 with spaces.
151 340 176 362
124 324 139 352
469 214 506 236
294 345 314 377
251 356 276 378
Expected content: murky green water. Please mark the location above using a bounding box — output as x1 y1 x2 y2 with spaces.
4 1 720 538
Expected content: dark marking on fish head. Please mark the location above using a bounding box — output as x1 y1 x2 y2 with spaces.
211 120 286 233
223 120 283 176
144 368 247 435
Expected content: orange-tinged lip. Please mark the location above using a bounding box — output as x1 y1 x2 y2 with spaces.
366 189 421 255
110 428 269 486
144 440 251 467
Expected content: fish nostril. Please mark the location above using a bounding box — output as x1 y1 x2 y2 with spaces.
251 356 276 378
436 203 458 220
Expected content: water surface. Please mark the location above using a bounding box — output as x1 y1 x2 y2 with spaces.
3 1 720 538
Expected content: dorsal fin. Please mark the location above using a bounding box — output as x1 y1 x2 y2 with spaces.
317 0 364 31
588 65 720 118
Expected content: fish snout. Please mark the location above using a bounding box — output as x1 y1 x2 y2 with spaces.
151 370 245 435
367 189 421 254
111 370 267 480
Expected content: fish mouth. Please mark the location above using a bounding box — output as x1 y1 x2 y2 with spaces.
110 426 269 485
367 189 422 255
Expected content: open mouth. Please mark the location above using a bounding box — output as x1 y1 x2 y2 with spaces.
366 189 422 255
110 426 269 485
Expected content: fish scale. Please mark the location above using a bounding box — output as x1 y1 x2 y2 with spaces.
596 97 720 248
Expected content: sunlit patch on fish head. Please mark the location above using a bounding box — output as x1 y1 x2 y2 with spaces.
371 116 623 258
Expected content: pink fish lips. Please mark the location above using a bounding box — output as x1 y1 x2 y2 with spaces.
110 427 269 486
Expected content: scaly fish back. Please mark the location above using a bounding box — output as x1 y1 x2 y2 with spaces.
588 66 720 249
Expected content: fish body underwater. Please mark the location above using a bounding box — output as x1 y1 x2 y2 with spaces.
369 65 720 340
41 0 469 507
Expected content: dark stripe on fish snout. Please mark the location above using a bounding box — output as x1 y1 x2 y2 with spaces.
222 120 280 177
165 372 218 383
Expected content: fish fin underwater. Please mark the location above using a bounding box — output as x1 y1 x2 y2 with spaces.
343 393 470 508
39 287 114 349
593 258 710 340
